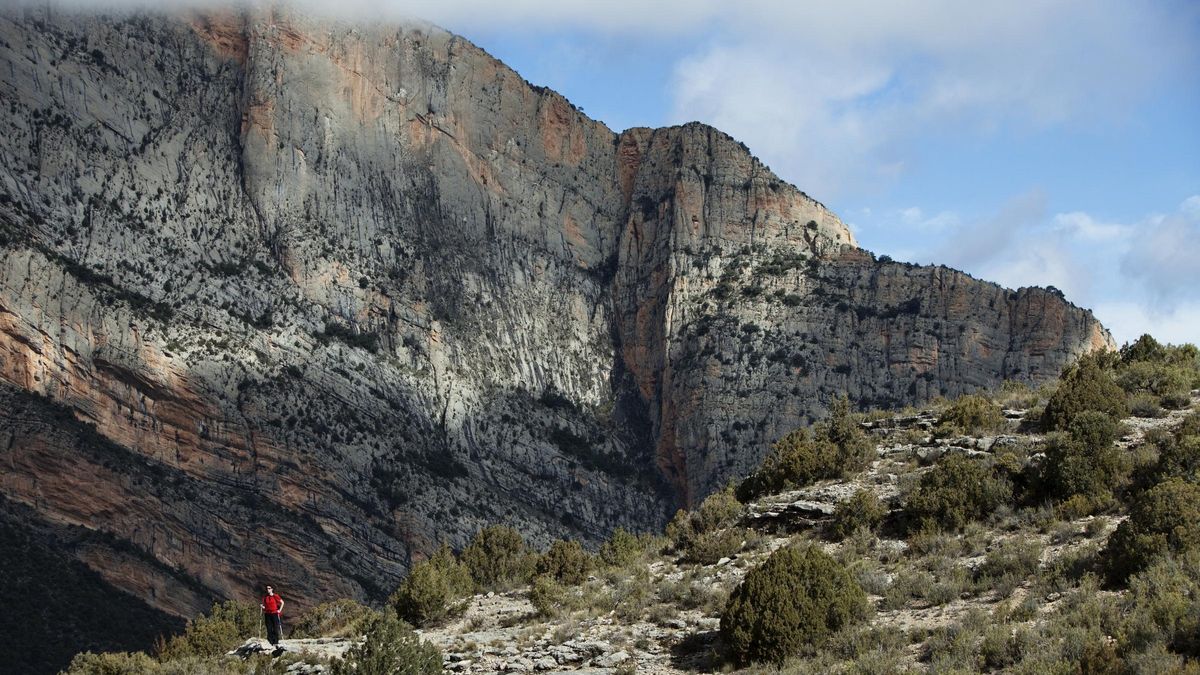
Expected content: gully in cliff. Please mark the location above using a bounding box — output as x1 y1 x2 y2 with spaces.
261 585 286 646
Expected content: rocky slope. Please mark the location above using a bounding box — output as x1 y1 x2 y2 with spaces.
0 3 1110 650
213 395 1197 675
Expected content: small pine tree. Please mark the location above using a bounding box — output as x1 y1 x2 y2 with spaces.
535 540 591 586
1105 479 1200 585
389 544 473 627
830 489 888 540
905 454 1011 532
721 546 869 665
665 486 745 562
528 574 567 618
1038 410 1126 511
1042 353 1127 431
460 525 535 590
737 394 873 500
598 527 645 568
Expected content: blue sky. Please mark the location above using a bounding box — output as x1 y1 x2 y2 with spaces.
47 0 1200 345
428 1 1200 347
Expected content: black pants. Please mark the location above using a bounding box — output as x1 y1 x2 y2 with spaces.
265 613 283 645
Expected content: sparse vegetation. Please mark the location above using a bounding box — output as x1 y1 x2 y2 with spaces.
289 598 374 639
936 393 1005 436
156 600 261 661
56 336 1200 675
330 609 442 675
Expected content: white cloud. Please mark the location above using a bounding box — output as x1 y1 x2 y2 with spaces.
1052 212 1132 241
1180 195 1200 219
1093 300 1200 346
935 190 1049 275
900 207 958 231
1120 202 1200 306
666 0 1194 198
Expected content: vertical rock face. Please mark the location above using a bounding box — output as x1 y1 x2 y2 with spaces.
0 4 1111 639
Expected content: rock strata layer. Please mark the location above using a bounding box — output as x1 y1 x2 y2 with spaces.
0 4 1110 647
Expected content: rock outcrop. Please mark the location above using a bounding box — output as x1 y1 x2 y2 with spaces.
0 3 1111 651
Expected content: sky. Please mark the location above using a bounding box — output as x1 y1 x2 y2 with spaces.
28 1 1200 345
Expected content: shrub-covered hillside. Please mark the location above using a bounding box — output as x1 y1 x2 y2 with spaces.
63 335 1200 674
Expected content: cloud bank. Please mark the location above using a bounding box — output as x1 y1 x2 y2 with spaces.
667 1 1196 199
876 195 1200 345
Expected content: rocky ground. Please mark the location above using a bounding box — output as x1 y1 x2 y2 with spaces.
226 394 1197 673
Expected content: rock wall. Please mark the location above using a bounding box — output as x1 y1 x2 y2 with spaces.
0 5 1111 628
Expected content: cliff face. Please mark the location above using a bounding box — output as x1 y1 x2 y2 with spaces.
0 5 1110 631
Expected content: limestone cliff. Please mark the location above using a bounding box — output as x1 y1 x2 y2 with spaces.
0 4 1111 640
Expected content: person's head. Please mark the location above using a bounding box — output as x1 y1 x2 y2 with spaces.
265 584 275 595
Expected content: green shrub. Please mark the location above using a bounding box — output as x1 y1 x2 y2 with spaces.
331 609 442 675
610 565 655 622
535 540 591 586
905 454 1011 532
1140 413 1200 486
1117 360 1191 397
1038 410 1126 508
289 598 373 639
1105 479 1200 585
1121 549 1200 659
1156 434 1200 484
157 599 260 660
598 527 651 568
681 527 748 565
65 651 158 675
389 544 473 627
824 393 875 469
721 545 869 665
937 394 1005 435
977 537 1043 588
1129 392 1167 418
665 485 743 558
1161 391 1194 411
1117 336 1200 410
460 525 536 590
1042 353 1127 431
528 574 567 618
737 394 872 500
829 489 887 540
1121 334 1169 364
736 429 837 499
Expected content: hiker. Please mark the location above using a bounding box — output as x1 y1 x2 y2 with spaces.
261 584 285 646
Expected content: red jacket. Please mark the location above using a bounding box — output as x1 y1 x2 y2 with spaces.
262 594 283 615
